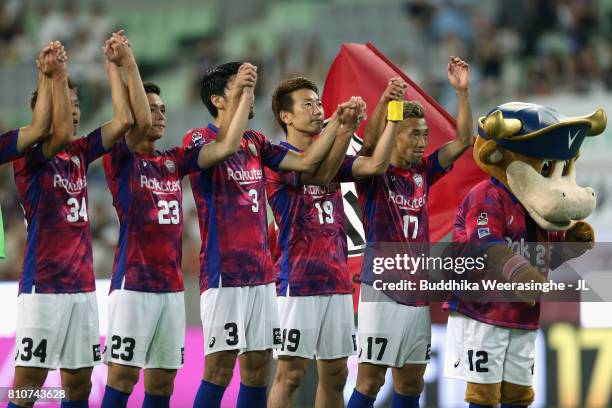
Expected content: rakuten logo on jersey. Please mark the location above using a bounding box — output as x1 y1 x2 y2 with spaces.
303 182 340 196
140 175 181 193
227 167 262 183
505 237 548 267
53 174 87 194
388 190 427 211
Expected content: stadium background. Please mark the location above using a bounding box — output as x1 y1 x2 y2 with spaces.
0 0 610 406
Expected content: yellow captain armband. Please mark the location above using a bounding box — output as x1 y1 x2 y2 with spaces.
387 100 404 121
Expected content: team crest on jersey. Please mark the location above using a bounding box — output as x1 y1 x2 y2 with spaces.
71 156 80 167
191 130 203 143
477 212 488 226
248 143 258 156
413 173 423 188
165 159 176 173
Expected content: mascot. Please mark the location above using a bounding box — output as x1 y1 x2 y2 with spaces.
443 102 606 407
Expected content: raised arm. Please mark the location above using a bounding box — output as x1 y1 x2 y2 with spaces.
100 31 135 150
301 98 366 185
106 31 151 150
360 78 405 156
41 41 74 159
351 119 399 178
197 63 257 169
437 56 473 169
278 98 365 174
18 45 54 152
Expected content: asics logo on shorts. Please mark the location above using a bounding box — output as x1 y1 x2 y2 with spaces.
273 328 282 345
93 344 101 362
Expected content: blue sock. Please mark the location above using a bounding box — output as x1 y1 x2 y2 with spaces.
101 385 130 408
236 383 266 408
500 405 527 408
347 388 376 408
469 404 493 408
392 391 420 407
193 380 226 408
143 393 170 408
61 401 88 408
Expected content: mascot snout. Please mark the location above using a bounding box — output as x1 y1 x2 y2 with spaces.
506 160 596 230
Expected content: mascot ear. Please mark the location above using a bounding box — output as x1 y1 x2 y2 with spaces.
478 140 504 165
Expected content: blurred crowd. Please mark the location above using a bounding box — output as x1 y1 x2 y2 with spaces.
1 0 611 281
396 0 612 109
0 1 113 71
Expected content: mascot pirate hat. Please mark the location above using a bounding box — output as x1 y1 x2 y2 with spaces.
478 102 607 160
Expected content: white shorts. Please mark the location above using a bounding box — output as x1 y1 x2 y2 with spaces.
444 312 537 386
357 285 431 367
200 283 281 356
15 292 101 369
274 293 356 360
103 290 185 369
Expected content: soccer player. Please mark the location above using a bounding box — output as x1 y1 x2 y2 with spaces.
183 63 343 408
347 56 473 408
0 42 64 259
10 31 137 408
265 77 403 408
100 55 257 408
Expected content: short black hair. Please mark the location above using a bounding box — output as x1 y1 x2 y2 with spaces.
143 81 161 95
199 62 242 118
271 77 319 134
403 101 425 118
30 77 77 111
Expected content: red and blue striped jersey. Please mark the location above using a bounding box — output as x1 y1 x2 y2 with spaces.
103 137 202 293
356 150 449 305
445 178 559 330
183 123 288 292
266 143 358 296
0 128 21 164
13 128 107 294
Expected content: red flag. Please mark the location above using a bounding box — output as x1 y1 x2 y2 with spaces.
321 43 486 311
322 42 486 242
